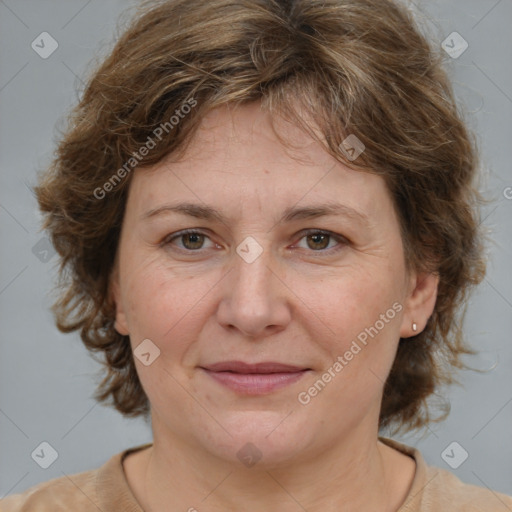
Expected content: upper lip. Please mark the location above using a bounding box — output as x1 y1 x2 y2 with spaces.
201 361 310 374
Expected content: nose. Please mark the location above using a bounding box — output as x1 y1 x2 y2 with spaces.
215 240 292 339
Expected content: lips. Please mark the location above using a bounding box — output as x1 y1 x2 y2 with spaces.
199 361 311 395
202 361 309 374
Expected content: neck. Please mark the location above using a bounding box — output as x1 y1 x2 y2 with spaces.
135 422 414 512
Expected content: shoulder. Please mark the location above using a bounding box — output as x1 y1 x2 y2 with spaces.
0 469 99 512
0 443 151 512
417 464 512 511
379 437 512 512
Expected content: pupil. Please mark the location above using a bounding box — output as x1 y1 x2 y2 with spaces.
185 233 202 249
309 234 328 250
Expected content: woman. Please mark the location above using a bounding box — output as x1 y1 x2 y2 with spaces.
2 0 511 510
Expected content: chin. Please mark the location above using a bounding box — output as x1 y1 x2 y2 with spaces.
195 411 316 468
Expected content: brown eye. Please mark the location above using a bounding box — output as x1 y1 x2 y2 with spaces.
306 233 330 250
180 232 205 250
295 230 348 254
163 230 214 252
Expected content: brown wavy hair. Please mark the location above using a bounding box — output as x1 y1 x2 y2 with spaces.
34 0 487 434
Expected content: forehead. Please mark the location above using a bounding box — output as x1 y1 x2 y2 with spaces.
126 102 395 225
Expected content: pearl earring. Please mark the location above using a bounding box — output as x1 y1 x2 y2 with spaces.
412 322 418 332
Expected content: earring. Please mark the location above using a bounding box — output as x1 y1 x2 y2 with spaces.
412 322 418 332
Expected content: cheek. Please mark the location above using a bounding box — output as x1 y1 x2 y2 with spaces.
296 274 402 425
122 259 220 349
298 270 402 352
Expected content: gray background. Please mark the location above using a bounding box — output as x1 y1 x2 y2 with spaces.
1 0 511 501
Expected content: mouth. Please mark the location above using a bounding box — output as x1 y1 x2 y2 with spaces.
199 361 312 395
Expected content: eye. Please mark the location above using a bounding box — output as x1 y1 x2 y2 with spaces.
161 228 348 255
162 229 215 252
293 229 348 254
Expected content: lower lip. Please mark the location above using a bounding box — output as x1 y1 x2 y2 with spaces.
201 369 308 395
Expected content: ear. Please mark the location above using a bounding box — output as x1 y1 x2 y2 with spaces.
109 262 130 336
399 271 439 338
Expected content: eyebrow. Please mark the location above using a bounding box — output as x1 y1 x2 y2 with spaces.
140 201 371 227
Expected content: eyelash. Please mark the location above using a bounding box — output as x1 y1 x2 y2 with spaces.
161 228 348 255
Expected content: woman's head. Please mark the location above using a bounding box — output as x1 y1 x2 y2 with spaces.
35 0 486 444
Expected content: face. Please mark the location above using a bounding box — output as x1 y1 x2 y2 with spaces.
112 101 438 466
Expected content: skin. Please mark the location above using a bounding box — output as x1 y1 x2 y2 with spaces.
111 101 439 512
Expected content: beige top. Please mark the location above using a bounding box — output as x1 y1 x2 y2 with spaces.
1 437 511 511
